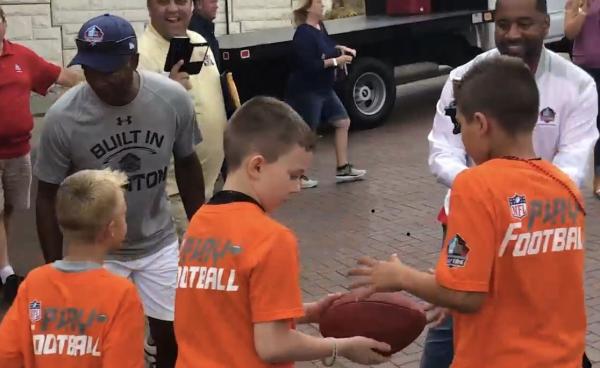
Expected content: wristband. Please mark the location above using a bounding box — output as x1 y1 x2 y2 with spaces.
322 338 337 367
332 58 338 67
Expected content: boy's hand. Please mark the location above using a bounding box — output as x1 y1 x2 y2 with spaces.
348 254 407 296
337 337 391 365
304 293 344 324
424 303 450 328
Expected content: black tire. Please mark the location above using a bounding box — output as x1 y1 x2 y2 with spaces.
338 57 396 130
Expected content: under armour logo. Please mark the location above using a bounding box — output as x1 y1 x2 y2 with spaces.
116 116 133 126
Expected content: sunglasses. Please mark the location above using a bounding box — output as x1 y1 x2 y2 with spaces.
75 36 136 52
445 100 461 135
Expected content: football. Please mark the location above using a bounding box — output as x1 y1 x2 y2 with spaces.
319 291 427 355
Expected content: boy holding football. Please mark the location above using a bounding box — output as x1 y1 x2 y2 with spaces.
174 96 390 367
350 56 587 368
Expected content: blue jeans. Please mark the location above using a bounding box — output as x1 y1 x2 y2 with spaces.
285 89 349 130
419 316 592 368
420 316 454 368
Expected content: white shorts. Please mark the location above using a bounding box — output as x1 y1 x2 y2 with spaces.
104 241 179 321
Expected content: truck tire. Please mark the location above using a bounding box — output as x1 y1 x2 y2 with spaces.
339 57 396 130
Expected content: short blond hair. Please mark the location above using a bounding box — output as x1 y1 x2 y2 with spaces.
56 169 128 242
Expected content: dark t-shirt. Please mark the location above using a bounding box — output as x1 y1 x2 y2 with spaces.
286 23 340 96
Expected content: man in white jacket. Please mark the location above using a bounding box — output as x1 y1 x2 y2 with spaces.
424 0 598 367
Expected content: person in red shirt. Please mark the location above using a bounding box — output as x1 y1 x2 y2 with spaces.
0 169 145 368
0 6 80 306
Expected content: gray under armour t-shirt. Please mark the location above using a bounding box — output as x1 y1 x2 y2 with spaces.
34 71 201 261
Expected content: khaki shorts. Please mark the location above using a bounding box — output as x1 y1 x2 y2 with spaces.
0 154 32 211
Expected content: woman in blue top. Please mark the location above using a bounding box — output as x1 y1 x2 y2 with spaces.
286 0 366 189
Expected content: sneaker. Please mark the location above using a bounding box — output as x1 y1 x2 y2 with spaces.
300 175 319 189
336 164 366 183
144 335 157 368
2 274 23 307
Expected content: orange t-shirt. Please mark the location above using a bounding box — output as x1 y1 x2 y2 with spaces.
0 263 145 368
175 200 305 368
436 158 586 368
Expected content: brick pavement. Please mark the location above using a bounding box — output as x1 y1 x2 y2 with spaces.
1 77 599 367
273 78 600 367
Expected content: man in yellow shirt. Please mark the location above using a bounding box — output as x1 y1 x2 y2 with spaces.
139 0 227 204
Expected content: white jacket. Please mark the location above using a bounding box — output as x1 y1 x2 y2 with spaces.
428 48 599 191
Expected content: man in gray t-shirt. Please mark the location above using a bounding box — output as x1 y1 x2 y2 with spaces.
34 14 205 368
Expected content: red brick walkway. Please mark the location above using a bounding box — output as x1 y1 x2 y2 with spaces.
3 78 599 368
278 80 600 367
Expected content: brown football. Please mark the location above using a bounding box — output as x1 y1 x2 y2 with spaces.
319 291 427 355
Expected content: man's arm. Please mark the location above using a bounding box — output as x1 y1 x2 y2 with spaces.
55 67 83 88
174 153 205 219
36 180 63 262
34 109 72 263
172 83 204 217
428 75 469 188
553 76 599 187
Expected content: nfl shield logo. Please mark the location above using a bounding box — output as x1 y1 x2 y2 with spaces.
508 194 527 219
28 300 42 323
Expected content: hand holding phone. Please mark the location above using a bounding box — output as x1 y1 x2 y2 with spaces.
164 36 208 75
169 60 192 90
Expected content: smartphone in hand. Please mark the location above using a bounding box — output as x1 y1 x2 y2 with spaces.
164 37 207 75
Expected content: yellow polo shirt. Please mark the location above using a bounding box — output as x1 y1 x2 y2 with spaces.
138 23 226 200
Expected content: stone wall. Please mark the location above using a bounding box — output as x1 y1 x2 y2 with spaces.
0 0 329 66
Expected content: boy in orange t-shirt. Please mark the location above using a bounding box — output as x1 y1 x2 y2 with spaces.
350 56 587 368
0 169 144 368
174 97 390 367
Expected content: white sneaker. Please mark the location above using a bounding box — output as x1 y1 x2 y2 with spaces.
300 175 319 189
336 164 366 183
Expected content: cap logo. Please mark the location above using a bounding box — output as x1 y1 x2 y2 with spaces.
84 25 104 44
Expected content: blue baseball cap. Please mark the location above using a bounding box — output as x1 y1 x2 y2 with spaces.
69 14 137 73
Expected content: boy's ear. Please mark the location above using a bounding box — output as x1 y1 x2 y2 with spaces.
247 154 266 179
472 112 490 136
103 220 115 241
451 78 462 96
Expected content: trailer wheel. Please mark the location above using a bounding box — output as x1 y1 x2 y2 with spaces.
339 57 396 130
